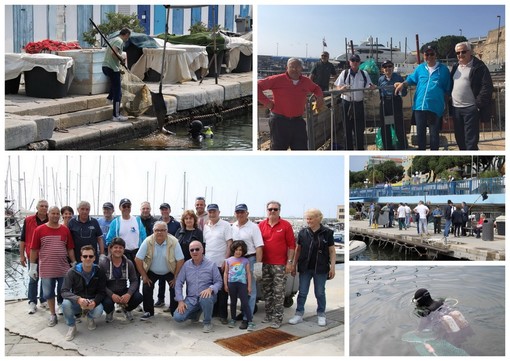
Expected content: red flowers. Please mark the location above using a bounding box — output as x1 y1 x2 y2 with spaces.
24 39 81 54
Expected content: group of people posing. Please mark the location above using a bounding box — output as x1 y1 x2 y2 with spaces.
358 200 484 240
20 198 336 342
258 41 494 151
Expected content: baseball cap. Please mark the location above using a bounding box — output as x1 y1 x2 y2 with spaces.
102 202 114 210
235 203 248 212
159 203 171 210
349 54 361 62
424 45 437 54
382 60 394 68
119 198 131 207
207 204 219 211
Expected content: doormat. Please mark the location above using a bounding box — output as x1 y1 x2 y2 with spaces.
215 327 301 356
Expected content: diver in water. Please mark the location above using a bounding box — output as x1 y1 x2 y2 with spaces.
188 120 214 142
413 288 474 347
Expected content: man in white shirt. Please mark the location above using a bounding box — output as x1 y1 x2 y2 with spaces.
413 201 430 236
397 203 407 230
203 204 232 325
334 54 376 150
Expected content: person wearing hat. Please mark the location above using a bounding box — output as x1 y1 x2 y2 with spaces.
203 204 233 325
98 202 115 248
378 59 408 150
450 41 494 150
334 54 377 150
105 198 147 277
154 202 181 310
395 46 451 150
258 57 325 150
231 203 264 329
309 51 337 91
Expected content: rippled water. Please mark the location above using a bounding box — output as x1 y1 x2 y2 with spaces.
351 237 436 261
101 114 252 150
350 265 505 356
4 251 28 301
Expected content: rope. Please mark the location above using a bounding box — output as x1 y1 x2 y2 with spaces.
165 101 252 125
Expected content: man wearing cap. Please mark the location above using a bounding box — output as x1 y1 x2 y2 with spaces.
258 201 295 329
395 46 451 150
195 197 208 231
258 57 324 150
154 202 181 309
98 202 115 247
378 60 408 150
231 203 264 329
450 41 494 150
203 204 232 324
334 54 376 150
106 198 147 277
135 221 184 321
67 201 105 264
309 51 337 91
139 201 157 237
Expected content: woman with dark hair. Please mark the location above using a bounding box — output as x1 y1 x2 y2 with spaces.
452 205 464 237
176 210 204 261
61 206 74 227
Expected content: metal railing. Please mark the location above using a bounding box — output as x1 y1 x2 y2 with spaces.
305 83 505 150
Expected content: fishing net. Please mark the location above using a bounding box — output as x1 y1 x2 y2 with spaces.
402 331 469 356
120 70 152 117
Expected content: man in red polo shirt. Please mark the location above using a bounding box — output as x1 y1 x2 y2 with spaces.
258 58 324 150
258 201 295 328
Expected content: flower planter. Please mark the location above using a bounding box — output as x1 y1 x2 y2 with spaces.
25 66 73 98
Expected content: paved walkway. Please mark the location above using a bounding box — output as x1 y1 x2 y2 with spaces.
5 267 344 356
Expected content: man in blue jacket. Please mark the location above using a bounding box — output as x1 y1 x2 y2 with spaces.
395 46 451 150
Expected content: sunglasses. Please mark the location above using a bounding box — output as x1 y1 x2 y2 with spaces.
456 50 468 55
122 204 131 208
383 65 393 69
424 53 436 57
267 208 280 212
154 229 167 232
190 248 201 253
82 254 95 259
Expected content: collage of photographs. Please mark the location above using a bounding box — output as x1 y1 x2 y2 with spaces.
1 1 507 359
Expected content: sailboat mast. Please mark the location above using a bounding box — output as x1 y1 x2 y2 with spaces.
97 155 102 215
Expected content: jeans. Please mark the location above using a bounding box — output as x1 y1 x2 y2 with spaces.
453 105 480 150
418 218 428 235
415 110 441 150
228 282 251 322
102 289 143 314
295 269 328 317
27 260 46 304
41 277 64 303
173 294 217 325
62 298 104 326
444 219 452 237
246 256 257 319
102 66 122 117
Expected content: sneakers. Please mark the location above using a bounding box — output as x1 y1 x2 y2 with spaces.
154 299 165 308
28 302 37 314
318 316 327 327
105 312 114 323
124 310 134 321
288 315 303 325
163 307 173 313
40 301 48 309
136 305 144 312
220 318 228 325
65 325 77 341
57 304 63 315
48 314 58 327
270 322 281 329
247 322 256 332
113 115 128 121
202 323 213 333
87 317 96 330
115 304 122 313
140 312 153 321
75 314 82 323
239 320 248 330
228 319 236 328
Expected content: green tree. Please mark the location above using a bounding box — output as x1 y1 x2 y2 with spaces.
189 22 208 34
421 35 467 59
82 12 145 47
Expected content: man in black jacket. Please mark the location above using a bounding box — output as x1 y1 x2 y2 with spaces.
443 200 455 238
61 245 107 341
450 41 494 150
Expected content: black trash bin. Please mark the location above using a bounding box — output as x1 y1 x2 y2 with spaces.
495 216 505 236
482 218 494 241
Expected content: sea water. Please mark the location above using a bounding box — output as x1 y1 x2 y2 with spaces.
349 265 505 356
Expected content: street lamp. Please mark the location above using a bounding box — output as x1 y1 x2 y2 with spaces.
496 15 501 65
276 42 279 56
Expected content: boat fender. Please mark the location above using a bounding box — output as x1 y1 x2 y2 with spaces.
441 314 460 333
449 310 469 329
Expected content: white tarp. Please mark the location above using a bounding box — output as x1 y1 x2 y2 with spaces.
5 53 74 83
222 33 252 72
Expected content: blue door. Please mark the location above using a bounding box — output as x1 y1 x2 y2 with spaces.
240 5 250 18
13 5 33 53
137 5 150 34
172 8 184 35
100 5 116 23
154 5 166 35
77 5 93 47
224 5 234 31
208 5 218 30
191 7 201 26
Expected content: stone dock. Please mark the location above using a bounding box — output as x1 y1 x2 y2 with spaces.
5 72 252 150
349 220 505 261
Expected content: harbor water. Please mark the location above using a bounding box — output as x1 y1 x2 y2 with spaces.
350 265 505 356
4 250 28 301
100 114 252 150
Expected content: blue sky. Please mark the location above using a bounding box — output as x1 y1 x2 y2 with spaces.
5 154 344 219
258 4 505 58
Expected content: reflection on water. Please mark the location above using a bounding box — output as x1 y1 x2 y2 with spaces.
350 266 505 356
101 114 252 150
5 251 28 301
351 239 428 261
